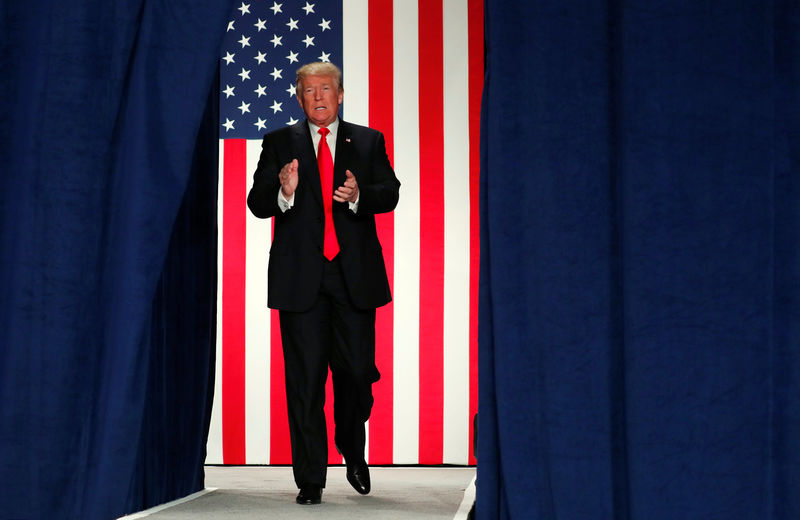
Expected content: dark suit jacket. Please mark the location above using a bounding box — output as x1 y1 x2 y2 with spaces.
247 119 400 312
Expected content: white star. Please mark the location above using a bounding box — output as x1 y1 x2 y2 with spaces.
286 18 299 31
302 2 314 15
318 51 330 63
238 67 251 81
270 67 283 81
286 84 296 97
271 34 283 47
227 20 235 32
286 50 299 63
254 51 267 64
237 2 250 15
254 84 267 97
319 18 331 31
223 84 236 98
302 34 315 47
223 119 235 131
238 101 251 114
270 100 283 113
238 35 251 48
254 117 267 131
222 52 235 65
270 2 282 15
287 116 299 125
254 18 267 31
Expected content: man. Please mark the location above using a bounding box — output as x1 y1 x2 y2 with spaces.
247 62 400 505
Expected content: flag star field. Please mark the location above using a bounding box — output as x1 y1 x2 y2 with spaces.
220 1 342 138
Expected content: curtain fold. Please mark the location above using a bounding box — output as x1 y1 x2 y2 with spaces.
478 1 800 518
0 2 233 518
770 2 800 516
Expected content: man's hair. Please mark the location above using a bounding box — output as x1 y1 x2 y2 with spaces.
296 62 343 93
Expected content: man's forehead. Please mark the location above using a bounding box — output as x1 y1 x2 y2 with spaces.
307 74 334 82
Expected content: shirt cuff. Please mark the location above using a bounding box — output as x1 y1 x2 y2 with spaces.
278 190 294 212
348 194 360 213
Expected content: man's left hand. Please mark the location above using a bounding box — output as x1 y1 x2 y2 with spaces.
334 169 359 203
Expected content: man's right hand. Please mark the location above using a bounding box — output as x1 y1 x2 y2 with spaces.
280 159 299 198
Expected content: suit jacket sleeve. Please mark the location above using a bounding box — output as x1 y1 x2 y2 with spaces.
247 133 283 219
352 131 400 216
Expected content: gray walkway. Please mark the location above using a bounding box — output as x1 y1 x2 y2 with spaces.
122 466 475 520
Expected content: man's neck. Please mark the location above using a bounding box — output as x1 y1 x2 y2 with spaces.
309 118 340 134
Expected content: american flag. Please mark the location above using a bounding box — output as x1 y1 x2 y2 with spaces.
208 0 484 466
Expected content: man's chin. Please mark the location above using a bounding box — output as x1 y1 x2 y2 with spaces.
309 115 336 127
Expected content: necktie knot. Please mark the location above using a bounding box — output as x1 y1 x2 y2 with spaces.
318 127 330 138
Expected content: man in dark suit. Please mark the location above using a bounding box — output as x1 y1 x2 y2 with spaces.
247 62 400 505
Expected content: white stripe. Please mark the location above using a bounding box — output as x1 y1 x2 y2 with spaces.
392 0 421 464
342 0 372 457
342 0 369 127
442 0 471 465
205 140 226 465
116 488 217 519
364 418 370 463
245 139 271 464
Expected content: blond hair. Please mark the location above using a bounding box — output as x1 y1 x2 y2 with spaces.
296 62 343 92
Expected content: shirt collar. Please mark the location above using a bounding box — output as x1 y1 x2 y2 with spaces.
308 117 340 137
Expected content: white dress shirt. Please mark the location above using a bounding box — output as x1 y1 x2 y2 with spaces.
278 118 359 213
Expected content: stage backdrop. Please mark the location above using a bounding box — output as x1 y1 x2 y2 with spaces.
207 0 484 466
0 1 233 518
478 1 799 519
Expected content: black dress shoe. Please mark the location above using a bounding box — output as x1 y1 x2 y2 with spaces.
296 484 322 505
346 461 371 495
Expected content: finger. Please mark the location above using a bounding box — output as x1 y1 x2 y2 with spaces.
282 159 297 173
345 169 354 178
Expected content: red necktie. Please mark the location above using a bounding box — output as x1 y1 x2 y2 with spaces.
317 127 339 260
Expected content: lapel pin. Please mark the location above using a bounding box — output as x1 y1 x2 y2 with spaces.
346 138 351 142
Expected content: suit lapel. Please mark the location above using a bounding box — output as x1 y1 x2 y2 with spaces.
292 120 323 208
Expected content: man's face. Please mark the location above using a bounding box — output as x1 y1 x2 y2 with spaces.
297 74 343 127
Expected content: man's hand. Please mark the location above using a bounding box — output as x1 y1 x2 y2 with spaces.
280 159 299 198
334 169 359 203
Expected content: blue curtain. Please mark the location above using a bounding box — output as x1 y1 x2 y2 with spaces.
0 1 233 518
478 1 799 519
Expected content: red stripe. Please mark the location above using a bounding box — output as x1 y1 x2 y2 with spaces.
324 373 342 464
417 0 445 465
269 245 292 463
222 139 247 464
368 0 395 465
467 0 484 466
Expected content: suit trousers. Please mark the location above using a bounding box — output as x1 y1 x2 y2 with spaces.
278 256 379 488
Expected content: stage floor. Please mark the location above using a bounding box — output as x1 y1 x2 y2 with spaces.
122 466 476 520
